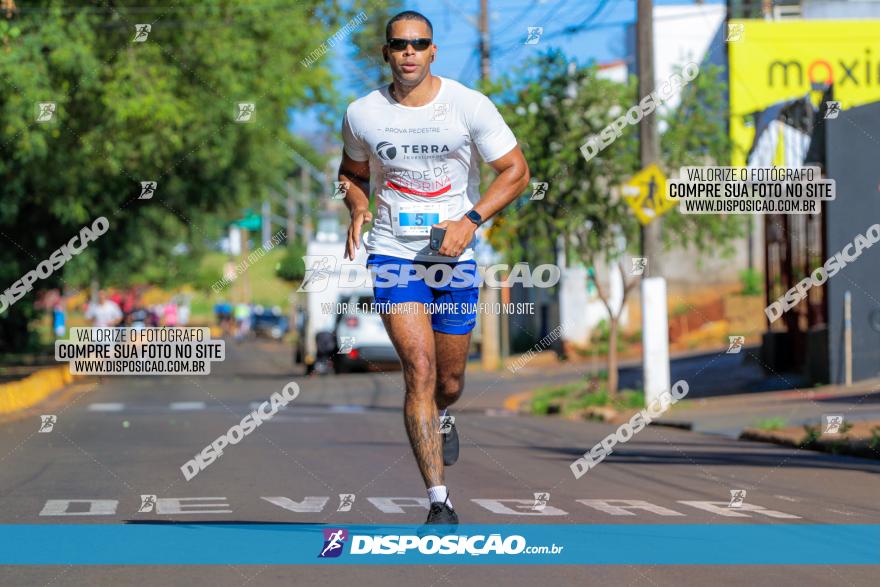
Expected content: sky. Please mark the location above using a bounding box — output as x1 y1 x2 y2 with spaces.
291 0 724 139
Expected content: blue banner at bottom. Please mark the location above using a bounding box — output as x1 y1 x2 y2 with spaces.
0 524 877 565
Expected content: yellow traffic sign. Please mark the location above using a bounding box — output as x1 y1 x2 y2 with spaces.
621 164 676 225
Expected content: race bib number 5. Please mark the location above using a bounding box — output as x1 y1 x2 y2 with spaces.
391 202 446 237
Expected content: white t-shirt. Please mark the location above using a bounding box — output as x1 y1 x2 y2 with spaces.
86 300 123 327
341 76 518 261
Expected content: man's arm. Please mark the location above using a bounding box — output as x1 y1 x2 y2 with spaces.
472 145 531 222
339 152 372 260
435 145 530 258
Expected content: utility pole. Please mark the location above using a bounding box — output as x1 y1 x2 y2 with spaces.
286 180 297 244
637 0 670 406
301 165 313 243
261 200 271 245
479 0 490 82
477 0 500 370
637 0 661 276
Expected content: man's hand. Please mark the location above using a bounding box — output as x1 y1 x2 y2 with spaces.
345 208 373 260
433 218 477 258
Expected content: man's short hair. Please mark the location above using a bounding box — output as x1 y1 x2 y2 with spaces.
385 10 433 41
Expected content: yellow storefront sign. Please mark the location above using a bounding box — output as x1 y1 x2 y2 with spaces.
729 19 880 166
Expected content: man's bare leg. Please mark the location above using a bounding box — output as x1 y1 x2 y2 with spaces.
379 303 444 489
435 331 472 410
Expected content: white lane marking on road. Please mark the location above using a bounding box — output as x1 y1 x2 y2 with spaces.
678 500 801 519
329 405 366 413
774 495 800 502
484 409 517 417
826 508 859 517
88 403 124 412
472 498 568 516
40 499 118 516
577 499 685 516
31 496 817 519
170 401 206 411
268 416 325 423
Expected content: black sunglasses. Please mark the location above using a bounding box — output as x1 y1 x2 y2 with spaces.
387 37 432 51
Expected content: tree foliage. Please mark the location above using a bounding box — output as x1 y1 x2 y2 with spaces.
485 49 743 393
0 0 340 349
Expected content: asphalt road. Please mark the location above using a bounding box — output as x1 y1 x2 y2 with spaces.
1 340 878 585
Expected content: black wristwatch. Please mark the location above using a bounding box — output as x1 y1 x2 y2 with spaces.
464 209 483 227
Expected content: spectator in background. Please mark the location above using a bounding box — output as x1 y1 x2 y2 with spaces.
233 303 251 342
85 290 123 327
162 300 178 327
110 290 124 309
147 305 161 327
215 300 233 336
52 300 66 338
177 299 190 326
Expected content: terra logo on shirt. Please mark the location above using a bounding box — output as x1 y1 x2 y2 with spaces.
375 140 451 161
376 141 397 160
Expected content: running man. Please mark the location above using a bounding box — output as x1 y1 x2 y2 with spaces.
339 10 530 525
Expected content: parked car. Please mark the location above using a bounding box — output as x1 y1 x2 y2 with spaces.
251 306 289 340
333 292 399 374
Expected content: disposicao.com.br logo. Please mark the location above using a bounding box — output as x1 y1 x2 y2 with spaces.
317 530 563 558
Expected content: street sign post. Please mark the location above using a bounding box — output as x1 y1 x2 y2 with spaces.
622 163 673 407
622 163 676 225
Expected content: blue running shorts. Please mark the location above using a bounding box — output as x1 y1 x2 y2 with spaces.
366 254 480 335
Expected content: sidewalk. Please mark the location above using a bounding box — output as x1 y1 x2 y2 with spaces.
659 377 880 438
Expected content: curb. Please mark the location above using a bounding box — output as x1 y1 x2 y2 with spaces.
503 390 533 413
0 365 78 416
739 427 880 460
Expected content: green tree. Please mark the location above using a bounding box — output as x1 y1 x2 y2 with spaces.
0 0 339 350
487 51 741 396
348 0 403 95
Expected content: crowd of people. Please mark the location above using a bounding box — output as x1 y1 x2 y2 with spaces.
46 289 192 338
